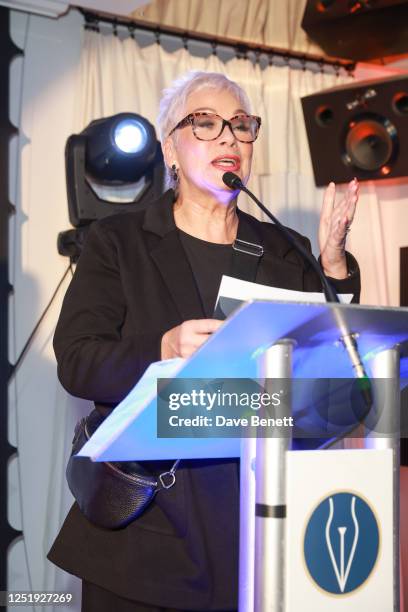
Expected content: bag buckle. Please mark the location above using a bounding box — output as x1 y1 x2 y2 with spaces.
159 459 180 489
159 471 176 489
232 238 263 257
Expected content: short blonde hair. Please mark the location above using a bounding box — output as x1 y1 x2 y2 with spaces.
157 71 251 190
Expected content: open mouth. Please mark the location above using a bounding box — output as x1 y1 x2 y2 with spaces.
211 157 241 172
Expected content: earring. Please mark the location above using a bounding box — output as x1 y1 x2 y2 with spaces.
171 163 179 182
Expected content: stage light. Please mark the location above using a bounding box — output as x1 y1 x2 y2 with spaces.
59 112 165 261
113 118 146 154
82 112 158 184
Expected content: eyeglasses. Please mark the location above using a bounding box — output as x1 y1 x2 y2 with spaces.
168 112 262 143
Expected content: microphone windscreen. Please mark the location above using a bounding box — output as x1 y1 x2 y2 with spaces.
222 172 243 189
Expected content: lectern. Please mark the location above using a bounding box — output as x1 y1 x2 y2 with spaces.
78 300 408 612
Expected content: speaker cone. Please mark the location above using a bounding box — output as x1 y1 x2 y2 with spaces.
342 114 398 172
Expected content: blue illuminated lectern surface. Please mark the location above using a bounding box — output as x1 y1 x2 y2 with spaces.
78 300 408 462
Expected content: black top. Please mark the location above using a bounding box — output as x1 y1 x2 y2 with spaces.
178 229 233 317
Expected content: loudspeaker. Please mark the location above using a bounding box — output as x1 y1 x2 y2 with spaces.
301 75 408 186
301 0 408 61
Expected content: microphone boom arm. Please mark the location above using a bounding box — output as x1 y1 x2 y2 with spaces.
222 171 372 415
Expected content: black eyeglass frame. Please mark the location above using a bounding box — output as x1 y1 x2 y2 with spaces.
168 112 262 143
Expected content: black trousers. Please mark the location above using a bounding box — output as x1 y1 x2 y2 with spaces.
81 580 237 612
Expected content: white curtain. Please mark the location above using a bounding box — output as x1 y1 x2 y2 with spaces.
74 27 352 258
76 29 402 309
9 8 408 612
134 0 324 54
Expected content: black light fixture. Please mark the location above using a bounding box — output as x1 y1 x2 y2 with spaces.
301 0 408 61
59 112 164 261
302 75 408 186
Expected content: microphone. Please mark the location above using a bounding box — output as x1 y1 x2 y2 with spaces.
223 172 338 302
222 172 243 190
222 171 372 414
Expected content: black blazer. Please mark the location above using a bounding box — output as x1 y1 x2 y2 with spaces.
48 190 360 610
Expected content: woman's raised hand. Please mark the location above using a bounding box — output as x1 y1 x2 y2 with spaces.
318 178 359 279
161 319 223 360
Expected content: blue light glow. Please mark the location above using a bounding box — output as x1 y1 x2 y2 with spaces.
114 119 146 153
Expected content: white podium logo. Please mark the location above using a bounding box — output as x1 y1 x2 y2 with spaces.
304 492 379 595
325 496 359 592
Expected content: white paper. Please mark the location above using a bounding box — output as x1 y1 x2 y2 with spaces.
215 275 353 316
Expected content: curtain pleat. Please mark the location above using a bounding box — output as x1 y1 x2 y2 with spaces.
134 0 323 53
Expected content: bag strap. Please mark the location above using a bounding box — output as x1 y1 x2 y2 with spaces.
229 210 264 283
83 411 180 491
162 214 263 484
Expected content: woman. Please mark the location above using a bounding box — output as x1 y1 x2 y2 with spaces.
48 71 360 611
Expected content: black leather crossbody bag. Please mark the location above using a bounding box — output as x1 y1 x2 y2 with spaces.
66 409 180 529
66 209 263 530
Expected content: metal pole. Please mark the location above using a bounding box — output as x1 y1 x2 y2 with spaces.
254 340 294 612
365 347 400 612
239 435 257 612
